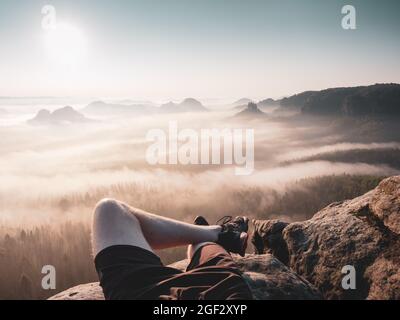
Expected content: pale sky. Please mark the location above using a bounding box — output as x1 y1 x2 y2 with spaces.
1 0 400 101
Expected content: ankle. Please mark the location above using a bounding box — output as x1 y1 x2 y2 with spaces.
209 225 222 242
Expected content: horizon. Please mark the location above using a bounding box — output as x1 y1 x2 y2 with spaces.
1 0 400 100
1 81 399 105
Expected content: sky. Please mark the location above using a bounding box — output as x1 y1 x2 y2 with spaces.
0 0 399 101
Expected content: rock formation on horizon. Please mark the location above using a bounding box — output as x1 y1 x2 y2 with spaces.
234 102 266 118
159 98 208 113
258 98 278 108
83 100 158 116
28 106 89 125
83 98 207 115
231 98 253 108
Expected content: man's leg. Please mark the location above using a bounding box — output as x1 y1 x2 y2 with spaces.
91 198 222 256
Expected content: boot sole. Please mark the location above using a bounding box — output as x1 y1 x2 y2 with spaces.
239 232 248 257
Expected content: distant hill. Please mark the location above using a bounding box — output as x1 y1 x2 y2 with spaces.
279 91 317 109
258 98 279 108
231 98 253 108
274 84 400 116
232 98 278 111
234 102 266 118
159 98 208 113
232 104 248 111
28 106 89 125
83 98 207 115
302 83 400 116
83 101 157 115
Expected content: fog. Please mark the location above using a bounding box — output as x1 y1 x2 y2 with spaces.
2 103 399 299
0 105 398 226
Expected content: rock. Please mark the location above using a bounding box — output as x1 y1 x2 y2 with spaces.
234 102 266 118
251 219 289 264
49 282 105 300
370 176 400 234
252 175 400 300
49 254 321 300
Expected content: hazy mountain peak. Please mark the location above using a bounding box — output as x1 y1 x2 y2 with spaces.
160 98 207 113
180 98 202 105
83 100 157 115
89 101 107 106
234 102 266 118
28 106 88 125
233 98 252 106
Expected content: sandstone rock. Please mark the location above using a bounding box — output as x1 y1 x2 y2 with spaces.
370 176 400 234
252 175 400 300
49 282 104 300
49 254 321 300
251 219 289 264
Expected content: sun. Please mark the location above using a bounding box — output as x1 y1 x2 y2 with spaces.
43 22 87 66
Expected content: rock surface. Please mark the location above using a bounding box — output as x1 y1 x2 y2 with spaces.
253 175 400 300
49 254 321 300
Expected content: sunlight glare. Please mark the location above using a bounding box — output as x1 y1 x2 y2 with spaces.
44 22 87 66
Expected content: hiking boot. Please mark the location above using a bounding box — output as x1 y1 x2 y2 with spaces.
216 216 249 257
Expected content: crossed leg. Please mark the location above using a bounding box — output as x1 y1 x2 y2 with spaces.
91 198 223 257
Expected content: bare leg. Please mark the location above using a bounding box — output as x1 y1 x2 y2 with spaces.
91 198 222 256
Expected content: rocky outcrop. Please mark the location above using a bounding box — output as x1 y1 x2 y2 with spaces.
234 102 266 118
252 219 289 264
252 175 400 300
49 282 104 300
49 254 321 300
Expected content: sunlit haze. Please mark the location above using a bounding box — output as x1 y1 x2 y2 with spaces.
1 0 400 100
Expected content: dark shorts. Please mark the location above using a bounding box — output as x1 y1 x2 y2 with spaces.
94 243 253 300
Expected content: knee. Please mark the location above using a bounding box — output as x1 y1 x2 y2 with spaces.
93 198 122 222
93 198 140 225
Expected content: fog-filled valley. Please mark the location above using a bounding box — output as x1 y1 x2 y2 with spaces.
1 89 399 299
